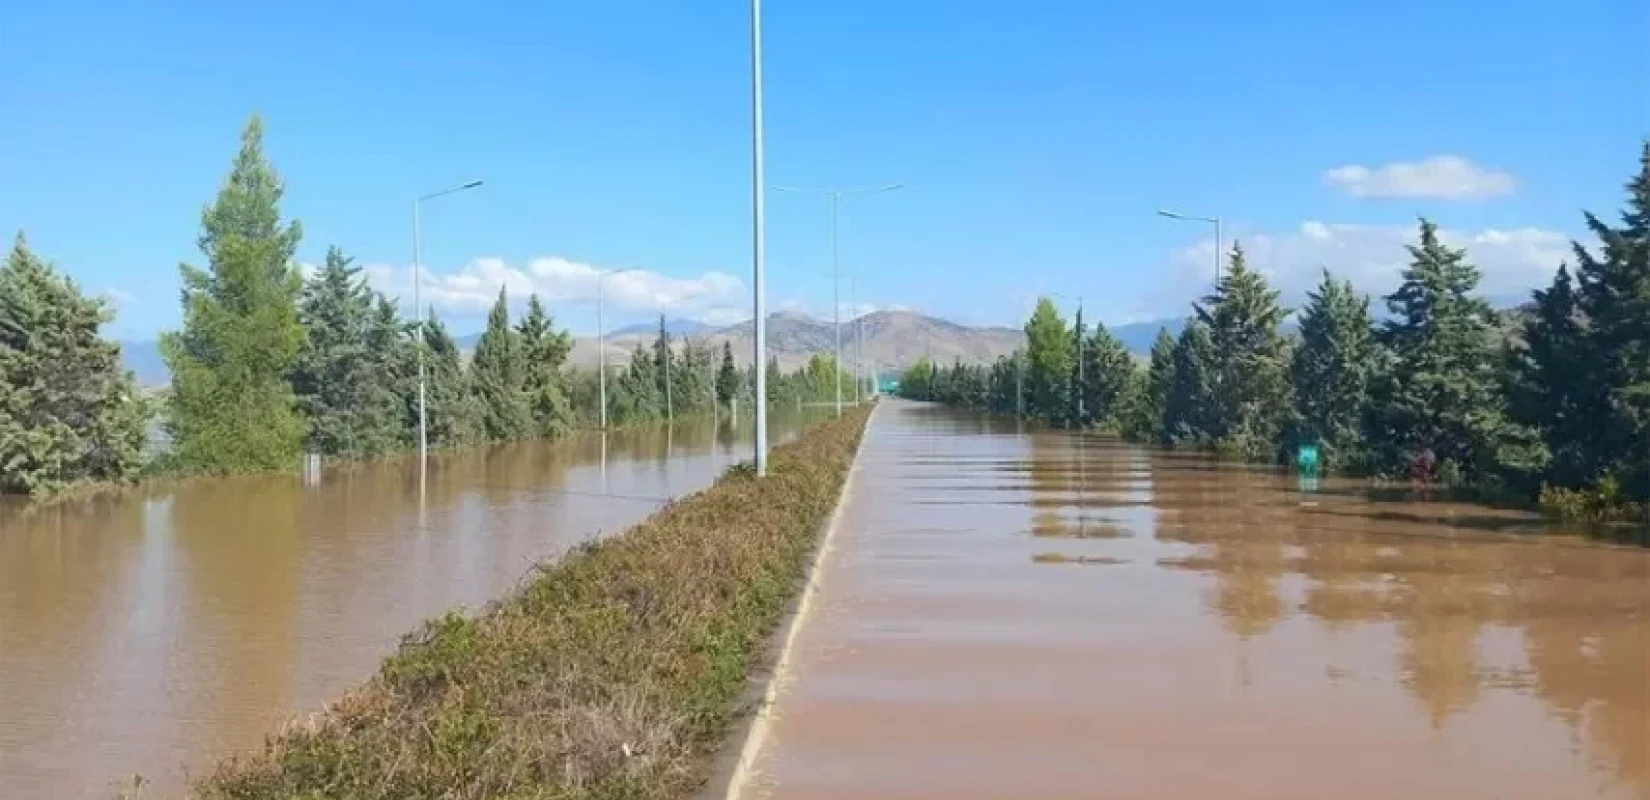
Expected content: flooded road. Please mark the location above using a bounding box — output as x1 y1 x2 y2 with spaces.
740 401 1649 800
0 412 826 800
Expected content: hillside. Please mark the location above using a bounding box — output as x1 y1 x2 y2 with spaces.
117 304 1538 387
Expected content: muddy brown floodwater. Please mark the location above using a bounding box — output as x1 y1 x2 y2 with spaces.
740 401 1650 800
0 411 827 800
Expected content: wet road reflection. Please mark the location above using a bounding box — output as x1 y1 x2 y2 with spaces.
0 412 824 800
743 401 1649 800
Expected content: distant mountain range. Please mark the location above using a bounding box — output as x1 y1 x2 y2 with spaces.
116 303 1532 388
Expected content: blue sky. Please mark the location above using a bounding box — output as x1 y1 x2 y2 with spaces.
3 0 1645 340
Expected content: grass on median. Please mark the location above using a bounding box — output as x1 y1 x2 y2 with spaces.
188 405 873 800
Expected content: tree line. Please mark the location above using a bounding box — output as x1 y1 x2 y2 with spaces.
903 143 1650 520
0 117 856 496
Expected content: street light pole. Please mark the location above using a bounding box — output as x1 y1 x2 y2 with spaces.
595 268 642 430
413 179 483 486
751 0 769 476
1157 208 1223 286
774 183 903 416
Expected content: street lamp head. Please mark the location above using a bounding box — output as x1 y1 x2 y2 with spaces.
1157 209 1184 219
460 180 484 190
874 183 905 194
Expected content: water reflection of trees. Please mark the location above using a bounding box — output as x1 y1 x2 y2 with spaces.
1146 450 1650 792
1025 431 1145 541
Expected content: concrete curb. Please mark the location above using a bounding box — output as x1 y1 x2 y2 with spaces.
694 402 879 800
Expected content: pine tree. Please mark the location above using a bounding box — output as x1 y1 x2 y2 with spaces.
1119 327 1177 441
1195 243 1292 457
716 341 740 408
421 316 481 446
1376 218 1510 480
161 116 307 473
0 234 149 494
1023 298 1073 421
1292 270 1375 471
1571 142 1650 498
366 294 416 448
470 287 530 441
291 247 402 457
1165 322 1217 446
1083 324 1136 426
516 294 573 437
1508 265 1589 487
651 316 676 419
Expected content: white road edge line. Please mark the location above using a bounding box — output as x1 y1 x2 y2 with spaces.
719 402 879 800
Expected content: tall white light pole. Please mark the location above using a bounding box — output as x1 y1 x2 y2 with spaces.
773 183 902 417
595 268 643 430
413 179 483 484
751 0 769 476
1157 209 1223 286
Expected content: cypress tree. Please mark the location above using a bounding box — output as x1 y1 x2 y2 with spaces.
1508 265 1589 487
1195 243 1292 457
1083 324 1136 427
716 341 740 408
0 234 149 494
366 294 416 448
422 316 481 446
1120 327 1177 442
1375 218 1509 481
1165 321 1217 446
1571 142 1650 498
1023 298 1073 421
516 294 573 437
470 287 530 441
1292 270 1375 471
292 246 403 457
160 116 307 473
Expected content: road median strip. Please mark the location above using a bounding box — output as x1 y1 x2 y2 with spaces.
187 404 873 800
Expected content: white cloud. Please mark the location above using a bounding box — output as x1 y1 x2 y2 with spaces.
360 256 747 323
1323 156 1518 201
1142 219 1572 317
102 288 134 306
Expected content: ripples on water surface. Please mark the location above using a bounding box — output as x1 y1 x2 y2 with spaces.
745 401 1648 800
0 412 827 799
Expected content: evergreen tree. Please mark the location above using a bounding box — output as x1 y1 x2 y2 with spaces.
1164 322 1217 446
1082 324 1136 426
1195 244 1292 457
421 316 481 446
291 247 403 457
1119 327 1176 441
0 234 149 494
1069 306 1088 425
1291 270 1375 471
1509 265 1589 486
1571 142 1650 497
1023 298 1073 421
161 116 307 473
470 287 530 441
651 316 676 419
716 341 740 408
516 294 573 437
1375 218 1510 480
366 294 416 448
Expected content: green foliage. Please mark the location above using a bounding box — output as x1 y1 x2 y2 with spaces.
1164 321 1217 446
1194 244 1292 458
470 288 531 441
0 234 149 495
1023 298 1073 421
1079 322 1135 428
161 116 308 474
421 316 482 446
715 341 740 408
1292 270 1375 471
517 294 573 437
1371 218 1513 480
1119 328 1176 441
292 247 405 457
